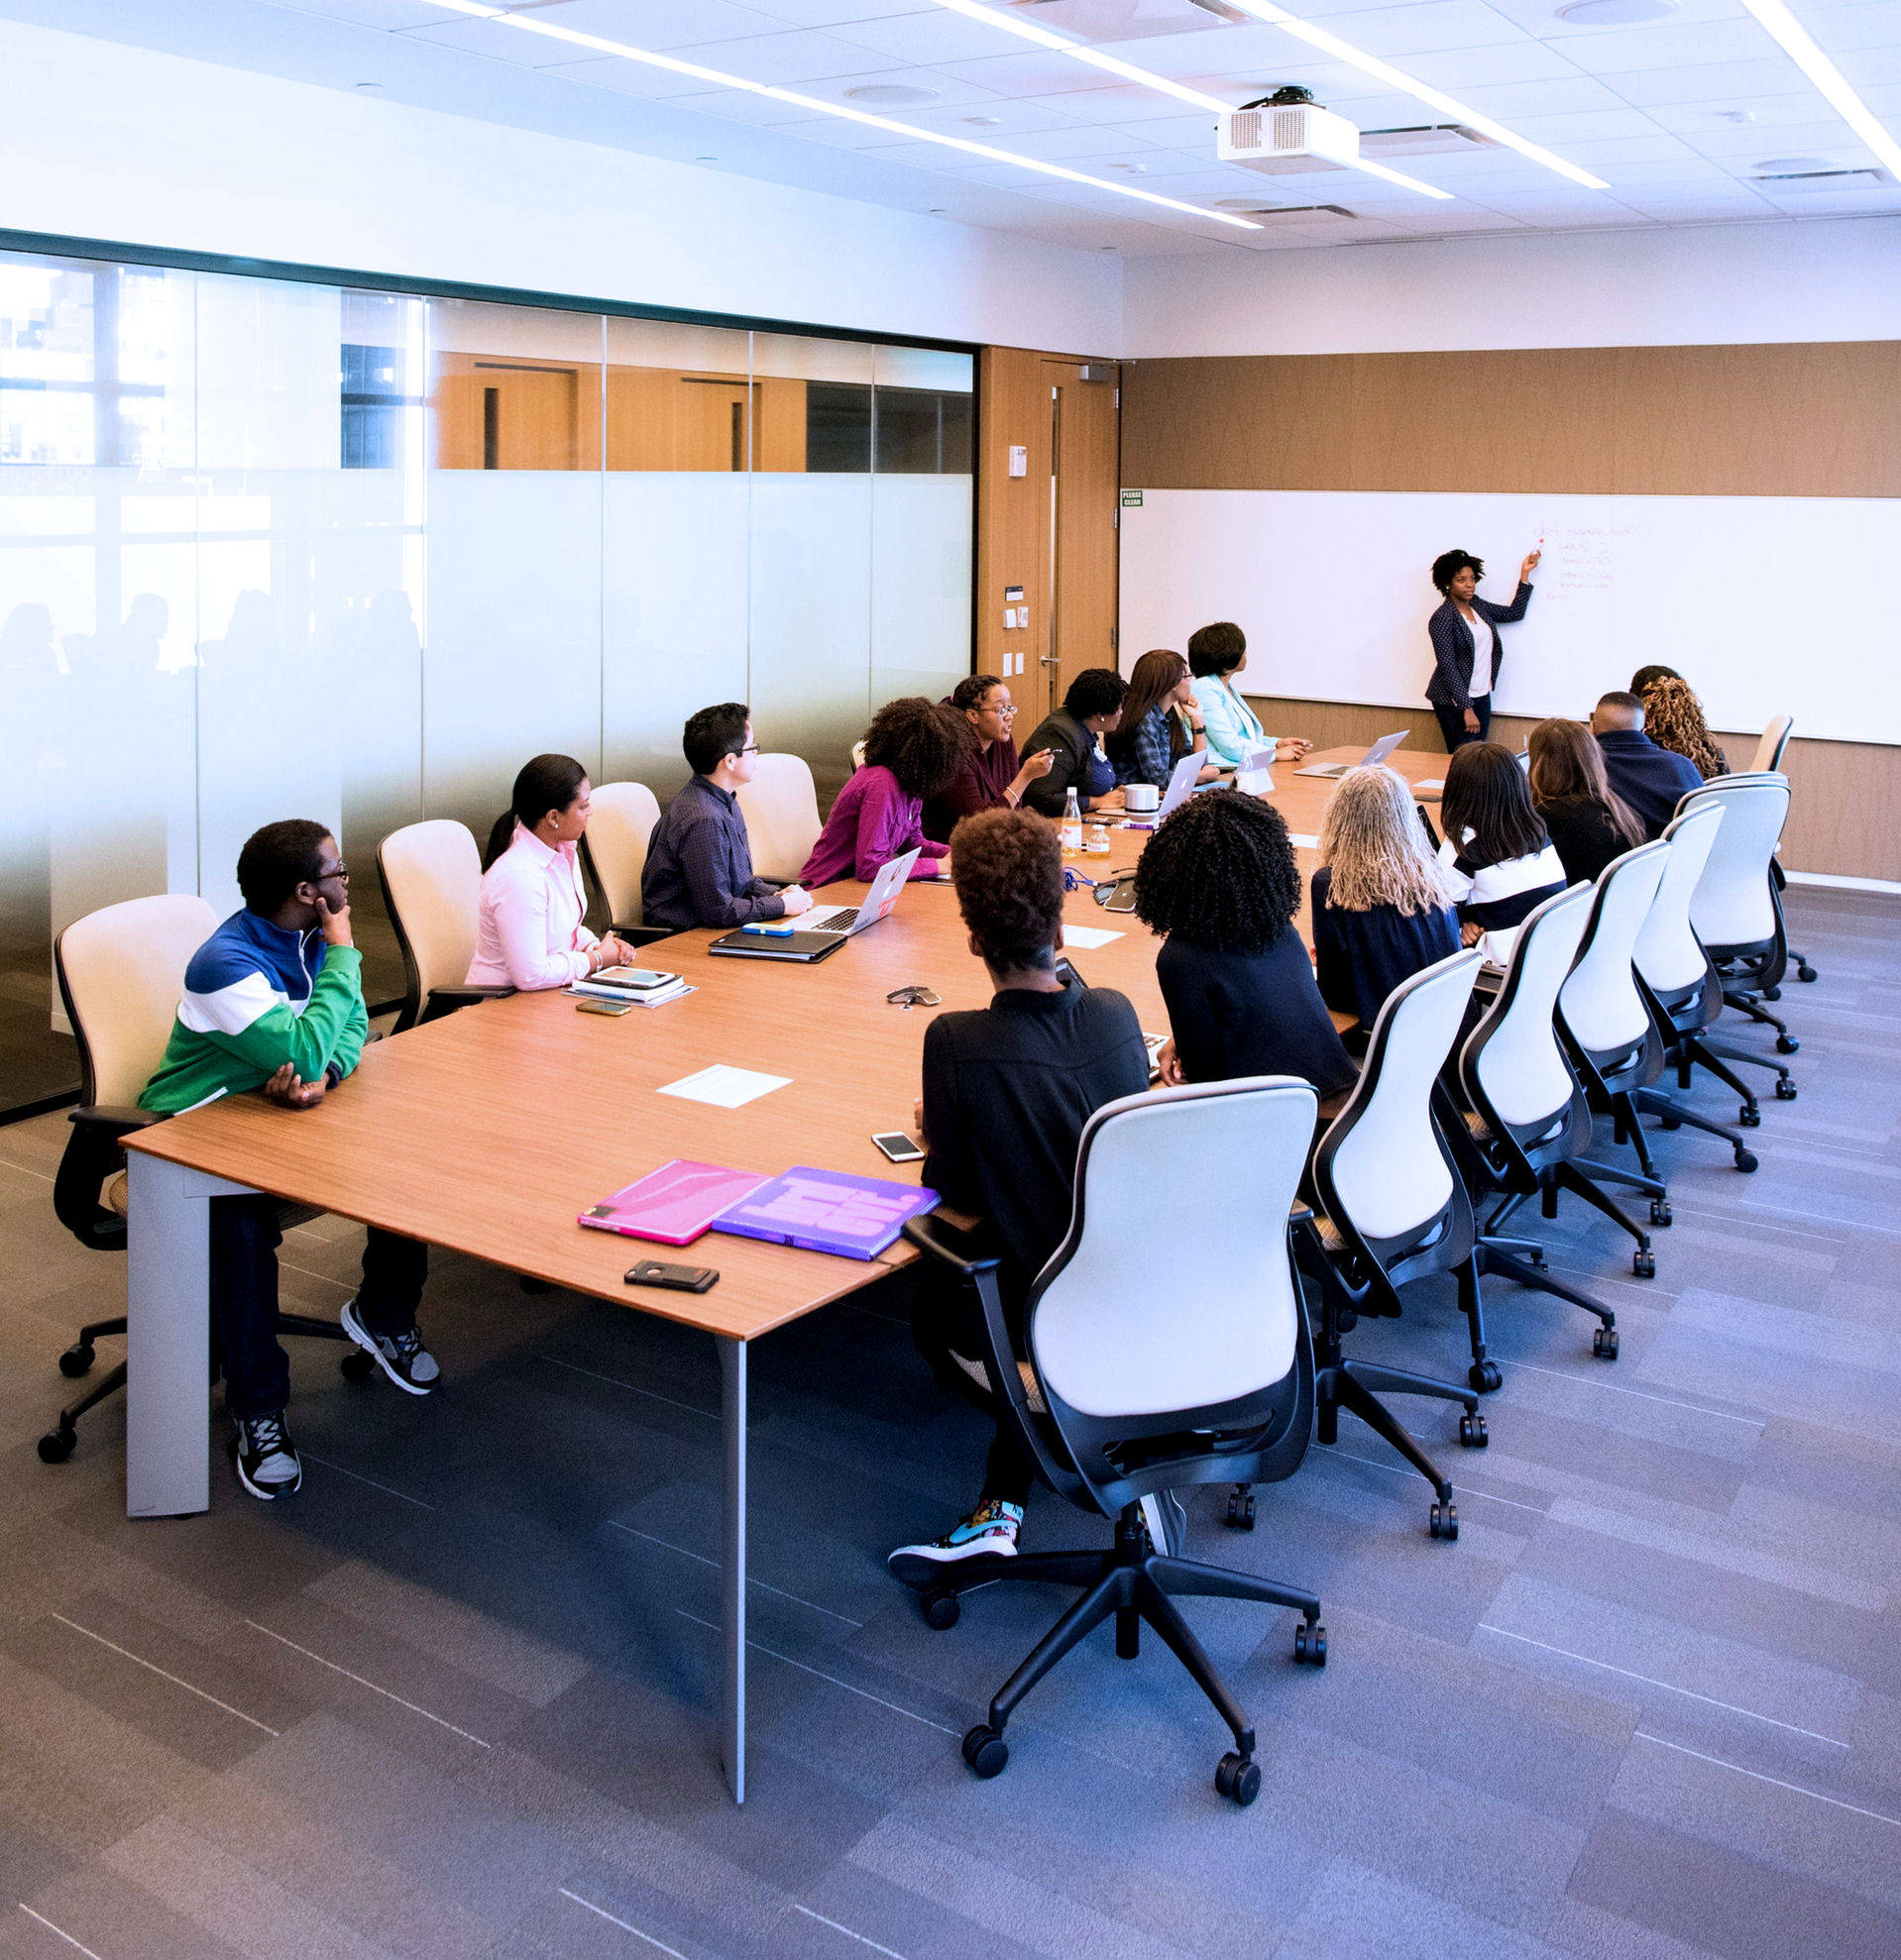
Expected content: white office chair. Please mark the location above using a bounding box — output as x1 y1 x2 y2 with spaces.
1448 885 1627 1364
1682 772 1803 1080
1634 803 1767 1166
849 738 867 772
1295 948 1490 1541
578 780 666 940
735 752 822 884
899 1078 1327 1805
377 818 515 1033
1555 841 1675 1229
41 895 358 1463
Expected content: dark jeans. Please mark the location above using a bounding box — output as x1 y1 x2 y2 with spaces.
909 1261 1035 1509
1432 696 1492 753
210 1195 428 1421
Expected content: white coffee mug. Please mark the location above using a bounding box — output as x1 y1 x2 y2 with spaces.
1124 782 1160 814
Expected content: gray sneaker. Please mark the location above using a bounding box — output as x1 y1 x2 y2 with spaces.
340 1300 440 1396
232 1411 301 1499
1139 1489 1187 1559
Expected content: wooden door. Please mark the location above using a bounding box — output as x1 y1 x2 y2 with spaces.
1043 360 1121 720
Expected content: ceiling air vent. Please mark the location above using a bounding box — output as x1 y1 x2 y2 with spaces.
1009 0 1245 41
1360 124 1501 157
1752 166 1897 190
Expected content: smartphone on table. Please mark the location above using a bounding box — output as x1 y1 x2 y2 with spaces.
625 1260 719 1293
872 1132 926 1164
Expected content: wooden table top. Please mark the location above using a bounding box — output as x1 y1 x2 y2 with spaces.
127 745 1446 1342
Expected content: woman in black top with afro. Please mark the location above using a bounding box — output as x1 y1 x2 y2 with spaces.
1133 788 1358 1114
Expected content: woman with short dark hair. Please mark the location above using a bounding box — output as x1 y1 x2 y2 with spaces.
1435 740 1567 963
1424 544 1540 752
1133 788 1358 1114
469 754 638 990
920 675 1055 843
1019 667 1130 817
1184 621 1310 770
1527 717 1645 886
799 697 971 885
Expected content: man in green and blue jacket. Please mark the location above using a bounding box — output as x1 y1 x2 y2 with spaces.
141 820 437 1499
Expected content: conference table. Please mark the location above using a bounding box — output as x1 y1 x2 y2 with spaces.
120 742 1446 1801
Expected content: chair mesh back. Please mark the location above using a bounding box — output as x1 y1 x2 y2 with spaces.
735 754 822 884
1559 843 1668 1055
1685 777 1789 950
1031 1079 1315 1420
585 782 661 924
1326 950 1479 1241
1750 715 1793 774
1636 804 1723 995
380 819 483 1005
56 894 218 1107
1469 884 1592 1129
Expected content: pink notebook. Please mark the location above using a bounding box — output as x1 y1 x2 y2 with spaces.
579 1160 772 1247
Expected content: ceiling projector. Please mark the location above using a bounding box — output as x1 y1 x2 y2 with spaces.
1217 86 1361 175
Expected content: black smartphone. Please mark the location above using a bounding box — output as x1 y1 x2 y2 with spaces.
624 1260 719 1293
872 1132 926 1163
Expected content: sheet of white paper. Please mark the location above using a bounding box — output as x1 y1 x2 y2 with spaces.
656 1064 792 1109
1287 832 1320 849
1062 926 1124 949
1414 778 1445 792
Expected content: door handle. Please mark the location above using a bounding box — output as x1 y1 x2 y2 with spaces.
1040 655 1060 666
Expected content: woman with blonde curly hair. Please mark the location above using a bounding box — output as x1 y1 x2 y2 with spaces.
1311 764 1460 1038
1634 672 1729 781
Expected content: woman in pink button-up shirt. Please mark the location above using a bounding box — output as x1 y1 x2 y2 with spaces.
467 754 637 990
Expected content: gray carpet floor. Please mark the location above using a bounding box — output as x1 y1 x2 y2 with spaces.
1 885 1897 1960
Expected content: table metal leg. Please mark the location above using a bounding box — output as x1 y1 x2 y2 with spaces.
125 1153 254 1520
719 1334 747 1803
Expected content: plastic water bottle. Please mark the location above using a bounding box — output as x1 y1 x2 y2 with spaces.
1060 787 1082 856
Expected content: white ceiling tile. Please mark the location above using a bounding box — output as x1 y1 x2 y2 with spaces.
273 0 459 26
1599 55 1807 102
509 0 797 50
1416 73 1633 114
1493 105 1665 140
1834 42 1901 81
1804 2 1901 54
931 48 1144 95
393 19 606 68
1398 42 1603 84
1551 17 1784 74
1692 117 1875 156
658 27 909 84
744 0 938 24
1264 0 1541 58
490 46 709 95
1482 0 1751 39
1750 183 1901 212
820 8 1038 66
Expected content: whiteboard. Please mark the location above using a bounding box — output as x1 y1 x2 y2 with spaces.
1118 490 1901 747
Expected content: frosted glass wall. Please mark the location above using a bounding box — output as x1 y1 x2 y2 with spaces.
0 248 973 1113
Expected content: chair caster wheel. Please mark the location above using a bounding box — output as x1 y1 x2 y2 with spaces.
1215 1751 1262 1805
1594 1326 1620 1360
1761 986 1781 1002
1650 1200 1672 1227
1738 1106 1761 1128
1658 1115 1681 1131
1459 1413 1488 1448
1775 1080 1797 1101
38 1427 76 1464
1798 965 1817 983
1776 1035 1799 1054
922 1588 960 1631
1429 1502 1458 1542
1734 1150 1758 1173
339 1351 376 1383
1225 1488 1256 1530
962 1724 1008 1779
1293 1620 1326 1667
1469 1360 1502 1394
58 1344 95 1378
1633 1251 1655 1279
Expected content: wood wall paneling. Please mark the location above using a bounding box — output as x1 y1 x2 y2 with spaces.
1049 358 1121 711
975 345 1054 715
1122 342 1901 499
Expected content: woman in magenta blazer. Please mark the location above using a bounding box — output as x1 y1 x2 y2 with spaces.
799 697 973 887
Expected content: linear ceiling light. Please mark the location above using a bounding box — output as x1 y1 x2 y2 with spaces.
417 0 1260 227
1223 0 1613 190
1734 0 1901 177
923 0 1449 197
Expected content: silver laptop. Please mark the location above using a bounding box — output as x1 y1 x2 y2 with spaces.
1297 730 1408 779
1156 749 1206 818
801 849 921 937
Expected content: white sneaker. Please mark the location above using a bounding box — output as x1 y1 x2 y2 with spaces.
887 1499 1022 1587
340 1300 440 1396
1139 1489 1187 1559
232 1411 301 1500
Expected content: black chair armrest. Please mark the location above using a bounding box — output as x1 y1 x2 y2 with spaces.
420 984 515 1024
611 924 676 947
56 1106 165 1247
902 1213 1000 1273
69 1105 163 1139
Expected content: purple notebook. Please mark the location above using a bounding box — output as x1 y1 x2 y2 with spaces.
711 1165 939 1261
579 1160 772 1247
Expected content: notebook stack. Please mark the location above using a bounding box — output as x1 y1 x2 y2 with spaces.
569 965 693 1008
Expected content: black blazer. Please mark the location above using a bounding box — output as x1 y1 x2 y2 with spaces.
1425 584 1531 708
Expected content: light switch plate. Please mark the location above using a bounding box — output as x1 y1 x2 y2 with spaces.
1008 446 1027 478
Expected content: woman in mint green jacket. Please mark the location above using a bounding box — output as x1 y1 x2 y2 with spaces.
1187 620 1312 769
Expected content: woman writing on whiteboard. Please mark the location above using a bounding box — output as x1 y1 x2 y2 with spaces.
1424 546 1540 753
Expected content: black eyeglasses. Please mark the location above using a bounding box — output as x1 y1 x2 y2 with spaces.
316 862 349 882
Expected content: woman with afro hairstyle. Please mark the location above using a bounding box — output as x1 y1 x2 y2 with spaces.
799 696 972 886
1425 543 1540 752
1133 788 1358 1113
